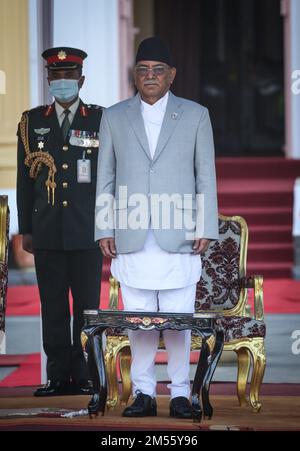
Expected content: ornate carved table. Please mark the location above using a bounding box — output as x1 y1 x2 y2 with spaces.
81 310 224 422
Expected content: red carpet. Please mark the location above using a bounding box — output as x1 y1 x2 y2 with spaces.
217 157 300 278
0 354 40 387
6 277 300 316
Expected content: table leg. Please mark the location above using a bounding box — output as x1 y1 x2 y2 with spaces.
86 328 107 417
191 333 211 423
201 329 224 419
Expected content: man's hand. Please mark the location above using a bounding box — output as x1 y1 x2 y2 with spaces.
22 234 34 254
99 238 117 258
192 238 211 255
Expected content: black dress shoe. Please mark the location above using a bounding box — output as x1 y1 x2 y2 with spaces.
70 379 94 395
169 397 193 419
34 380 71 397
122 392 157 417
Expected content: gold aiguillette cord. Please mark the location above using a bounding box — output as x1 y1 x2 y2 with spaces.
20 113 57 205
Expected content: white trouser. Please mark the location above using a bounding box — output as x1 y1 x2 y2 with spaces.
120 283 197 400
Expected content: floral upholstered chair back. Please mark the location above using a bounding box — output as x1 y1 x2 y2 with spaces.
0 196 9 344
195 215 248 315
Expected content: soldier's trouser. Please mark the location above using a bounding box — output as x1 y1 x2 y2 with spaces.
34 248 102 381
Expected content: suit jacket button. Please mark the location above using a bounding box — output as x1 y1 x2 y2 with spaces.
62 163 68 170
62 201 68 207
62 145 68 151
63 182 68 189
87 149 92 154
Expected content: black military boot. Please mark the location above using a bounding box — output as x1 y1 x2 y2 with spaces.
34 380 71 397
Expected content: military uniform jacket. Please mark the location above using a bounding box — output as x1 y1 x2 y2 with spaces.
17 99 103 250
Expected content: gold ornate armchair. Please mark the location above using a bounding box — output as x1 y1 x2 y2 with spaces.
0 196 9 352
105 214 266 412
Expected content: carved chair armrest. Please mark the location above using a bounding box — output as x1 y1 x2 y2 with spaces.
240 275 264 321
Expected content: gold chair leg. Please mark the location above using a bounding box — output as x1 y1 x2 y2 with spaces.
248 338 266 412
105 338 121 409
235 347 251 407
119 346 132 405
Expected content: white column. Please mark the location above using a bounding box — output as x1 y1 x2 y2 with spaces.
118 0 135 100
53 0 119 107
282 0 300 158
28 0 50 385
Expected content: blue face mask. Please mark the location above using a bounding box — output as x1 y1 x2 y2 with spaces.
49 79 79 102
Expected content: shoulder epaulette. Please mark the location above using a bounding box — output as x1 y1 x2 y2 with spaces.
22 105 47 116
87 104 102 110
80 104 102 117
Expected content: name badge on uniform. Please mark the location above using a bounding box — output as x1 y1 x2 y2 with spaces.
77 151 91 183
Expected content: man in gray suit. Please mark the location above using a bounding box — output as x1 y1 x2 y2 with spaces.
95 37 218 418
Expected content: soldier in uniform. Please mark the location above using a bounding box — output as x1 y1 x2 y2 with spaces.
16 47 103 396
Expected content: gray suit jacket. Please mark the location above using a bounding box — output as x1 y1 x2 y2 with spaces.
95 92 218 253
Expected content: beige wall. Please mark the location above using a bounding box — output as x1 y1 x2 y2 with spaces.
0 0 29 189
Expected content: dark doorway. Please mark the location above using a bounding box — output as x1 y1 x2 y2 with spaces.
154 0 284 156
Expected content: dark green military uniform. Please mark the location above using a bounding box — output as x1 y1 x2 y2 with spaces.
16 99 103 384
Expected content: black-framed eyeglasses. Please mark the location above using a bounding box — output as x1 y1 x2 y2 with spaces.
135 65 169 77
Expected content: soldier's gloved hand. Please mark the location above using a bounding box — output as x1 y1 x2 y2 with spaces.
99 238 117 258
22 234 33 254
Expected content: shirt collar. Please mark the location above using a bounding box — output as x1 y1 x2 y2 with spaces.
141 91 169 113
55 97 80 118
